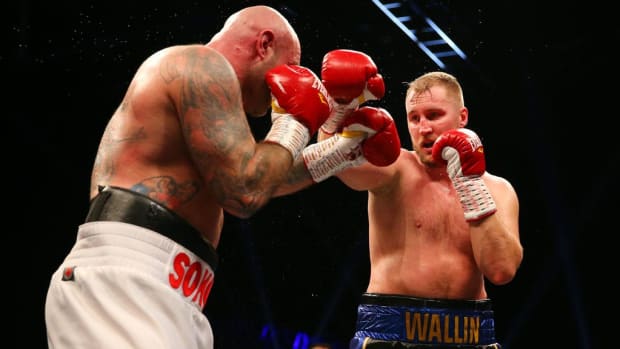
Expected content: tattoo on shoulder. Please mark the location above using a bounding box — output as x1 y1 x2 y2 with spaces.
160 54 182 84
163 47 250 169
179 48 241 120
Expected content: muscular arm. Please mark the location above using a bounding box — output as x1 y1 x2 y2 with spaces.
271 122 402 197
470 175 523 285
171 46 293 218
271 157 314 196
314 129 401 192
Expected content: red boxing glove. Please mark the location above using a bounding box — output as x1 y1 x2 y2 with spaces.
322 49 385 103
265 65 331 158
320 49 385 134
432 128 497 221
341 106 400 166
302 107 401 182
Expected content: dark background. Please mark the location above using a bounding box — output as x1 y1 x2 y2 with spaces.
8 0 617 348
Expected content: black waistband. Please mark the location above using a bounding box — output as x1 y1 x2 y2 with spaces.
85 185 218 270
361 293 492 311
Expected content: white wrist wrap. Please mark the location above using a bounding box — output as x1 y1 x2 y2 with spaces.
302 132 366 182
320 99 358 135
265 114 310 159
452 176 497 222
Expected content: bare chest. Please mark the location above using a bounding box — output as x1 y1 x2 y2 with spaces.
402 178 470 243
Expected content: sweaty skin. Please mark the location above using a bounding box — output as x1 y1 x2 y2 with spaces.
90 6 302 247
324 78 522 300
46 6 323 349
365 150 517 298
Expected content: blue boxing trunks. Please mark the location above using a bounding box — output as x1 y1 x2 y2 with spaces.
350 293 502 349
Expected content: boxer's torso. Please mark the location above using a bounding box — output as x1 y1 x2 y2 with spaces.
366 150 487 300
90 45 225 247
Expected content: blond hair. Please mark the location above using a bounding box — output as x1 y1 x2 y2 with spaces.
406 71 464 107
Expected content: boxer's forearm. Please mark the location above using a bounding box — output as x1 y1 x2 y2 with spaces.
470 199 522 286
273 157 315 197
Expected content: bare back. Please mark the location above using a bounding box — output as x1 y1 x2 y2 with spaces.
90 45 246 247
366 150 487 299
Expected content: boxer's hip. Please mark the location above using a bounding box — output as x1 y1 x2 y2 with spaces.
351 293 499 348
46 221 215 348
57 220 216 311
85 185 219 269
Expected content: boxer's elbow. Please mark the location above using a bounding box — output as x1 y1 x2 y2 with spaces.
221 192 271 219
211 173 276 218
486 266 517 286
484 248 523 285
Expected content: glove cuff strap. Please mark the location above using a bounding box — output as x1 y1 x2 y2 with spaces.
452 176 497 222
265 114 310 159
302 134 365 182
320 100 356 135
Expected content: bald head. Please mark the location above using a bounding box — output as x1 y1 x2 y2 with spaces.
206 5 302 117
209 5 300 64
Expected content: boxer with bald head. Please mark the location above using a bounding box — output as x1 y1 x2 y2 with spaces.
44 5 335 349
44 4 408 345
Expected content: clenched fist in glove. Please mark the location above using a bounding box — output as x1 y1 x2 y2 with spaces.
265 65 331 159
320 49 385 134
432 128 497 222
302 106 401 182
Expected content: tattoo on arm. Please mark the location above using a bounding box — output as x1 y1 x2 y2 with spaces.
157 47 287 217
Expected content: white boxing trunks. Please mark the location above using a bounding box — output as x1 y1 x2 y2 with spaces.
46 221 215 349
